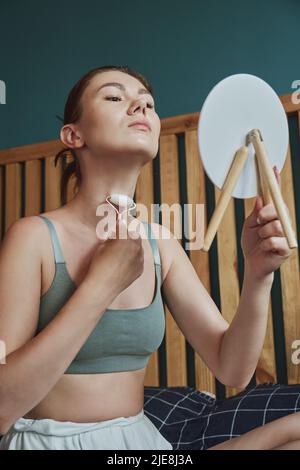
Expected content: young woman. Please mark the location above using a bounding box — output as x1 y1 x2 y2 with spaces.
0 65 299 450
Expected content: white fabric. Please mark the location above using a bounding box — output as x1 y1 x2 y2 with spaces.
0 408 173 450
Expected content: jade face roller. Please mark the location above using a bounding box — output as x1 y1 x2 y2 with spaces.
105 193 137 221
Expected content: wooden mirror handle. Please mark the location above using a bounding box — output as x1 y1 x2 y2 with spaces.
202 146 248 251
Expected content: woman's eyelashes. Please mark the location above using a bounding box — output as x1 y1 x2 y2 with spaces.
105 96 155 109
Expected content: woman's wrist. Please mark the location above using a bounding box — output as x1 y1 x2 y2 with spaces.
78 273 120 310
244 262 274 287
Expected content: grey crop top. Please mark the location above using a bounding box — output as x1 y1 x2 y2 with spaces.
36 216 166 374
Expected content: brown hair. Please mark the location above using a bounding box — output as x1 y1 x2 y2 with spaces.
54 65 154 203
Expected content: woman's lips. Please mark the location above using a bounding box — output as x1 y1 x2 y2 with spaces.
129 124 150 131
128 121 151 131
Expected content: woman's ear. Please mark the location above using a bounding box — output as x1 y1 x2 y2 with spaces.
60 124 85 149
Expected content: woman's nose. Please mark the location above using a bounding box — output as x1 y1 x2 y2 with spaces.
128 98 147 115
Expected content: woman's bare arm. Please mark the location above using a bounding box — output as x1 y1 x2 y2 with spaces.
155 222 272 388
0 217 121 434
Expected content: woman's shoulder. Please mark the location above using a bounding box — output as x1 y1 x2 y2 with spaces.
4 214 48 238
38 207 67 223
0 215 46 265
13 209 67 239
2 209 67 255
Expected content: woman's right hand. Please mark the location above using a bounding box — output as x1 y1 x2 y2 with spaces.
84 217 144 297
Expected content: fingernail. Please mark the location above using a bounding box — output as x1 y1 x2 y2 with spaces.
257 217 261 225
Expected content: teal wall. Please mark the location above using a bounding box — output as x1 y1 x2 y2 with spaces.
0 0 299 150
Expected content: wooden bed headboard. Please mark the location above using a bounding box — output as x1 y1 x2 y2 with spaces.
0 92 299 399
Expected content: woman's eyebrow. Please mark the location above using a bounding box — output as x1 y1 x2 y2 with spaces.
95 82 153 98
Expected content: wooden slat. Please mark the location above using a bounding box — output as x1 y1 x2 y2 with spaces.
5 163 21 231
44 156 62 211
185 129 216 395
280 93 300 115
215 187 241 397
25 159 42 216
280 142 300 384
159 134 187 386
135 160 161 387
244 198 277 384
161 112 199 135
0 140 63 165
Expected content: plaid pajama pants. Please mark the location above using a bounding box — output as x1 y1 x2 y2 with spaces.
144 383 300 450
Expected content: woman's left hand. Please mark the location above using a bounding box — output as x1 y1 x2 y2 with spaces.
241 166 293 281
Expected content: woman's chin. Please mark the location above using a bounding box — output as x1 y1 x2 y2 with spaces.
120 147 157 165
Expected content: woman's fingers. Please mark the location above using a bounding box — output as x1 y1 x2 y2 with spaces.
254 167 293 257
257 203 279 224
259 236 291 257
257 202 290 225
258 219 284 239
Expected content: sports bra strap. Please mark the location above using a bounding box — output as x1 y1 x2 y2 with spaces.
39 216 65 263
142 221 161 266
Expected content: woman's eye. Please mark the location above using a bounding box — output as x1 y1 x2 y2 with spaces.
105 96 155 109
106 96 122 102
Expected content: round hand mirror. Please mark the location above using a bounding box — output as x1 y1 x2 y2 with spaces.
197 73 289 199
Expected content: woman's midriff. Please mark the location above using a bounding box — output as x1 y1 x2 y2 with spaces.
23 366 147 422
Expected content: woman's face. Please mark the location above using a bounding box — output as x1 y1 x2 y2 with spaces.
75 70 161 166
